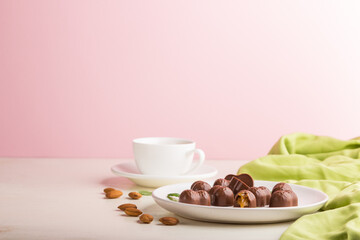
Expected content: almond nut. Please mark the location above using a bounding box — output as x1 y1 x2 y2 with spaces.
103 187 115 193
118 203 137 211
128 192 142 199
124 208 143 217
105 190 123 199
139 214 154 224
159 217 179 225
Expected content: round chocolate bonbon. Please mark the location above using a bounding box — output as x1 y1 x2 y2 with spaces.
191 181 212 192
249 187 268 207
213 178 230 187
288 190 298 206
269 190 297 207
211 186 234 206
234 190 256 208
258 186 271 205
208 185 222 196
197 190 211 206
179 189 200 205
272 182 292 194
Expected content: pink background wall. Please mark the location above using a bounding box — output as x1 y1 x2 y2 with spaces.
1 1 360 160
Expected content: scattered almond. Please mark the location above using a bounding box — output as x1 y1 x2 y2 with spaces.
139 214 154 224
103 187 115 193
118 203 137 211
128 192 142 199
124 208 143 217
105 190 123 199
159 217 179 225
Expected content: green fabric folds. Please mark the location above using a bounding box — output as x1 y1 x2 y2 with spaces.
238 133 360 240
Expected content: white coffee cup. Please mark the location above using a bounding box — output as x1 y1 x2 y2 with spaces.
133 137 205 176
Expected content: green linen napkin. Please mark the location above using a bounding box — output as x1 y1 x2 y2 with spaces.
238 133 360 240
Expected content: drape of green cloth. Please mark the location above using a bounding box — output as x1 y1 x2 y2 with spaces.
238 133 360 240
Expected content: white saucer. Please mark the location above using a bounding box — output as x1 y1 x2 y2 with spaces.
111 161 218 188
152 181 328 223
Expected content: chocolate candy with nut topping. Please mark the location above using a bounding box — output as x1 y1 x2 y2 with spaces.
213 178 230 187
211 186 234 206
228 177 250 195
197 190 211 206
249 187 268 207
234 190 256 208
258 186 271 205
179 189 200 205
191 181 212 192
269 190 297 207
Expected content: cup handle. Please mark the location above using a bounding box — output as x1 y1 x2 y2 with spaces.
183 149 205 174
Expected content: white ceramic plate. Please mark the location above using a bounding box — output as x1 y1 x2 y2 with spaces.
111 161 218 188
152 180 328 223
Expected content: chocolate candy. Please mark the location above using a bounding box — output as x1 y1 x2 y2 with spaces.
237 173 254 188
179 189 200 205
224 173 254 188
288 190 298 206
224 174 235 181
258 186 271 205
272 182 292 194
179 189 211 206
269 190 298 207
234 190 256 208
191 181 212 192
228 177 250 195
197 190 211 206
249 187 268 207
208 185 222 196
211 186 234 206
213 178 230 187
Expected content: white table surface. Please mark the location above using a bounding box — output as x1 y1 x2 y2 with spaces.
0 158 292 240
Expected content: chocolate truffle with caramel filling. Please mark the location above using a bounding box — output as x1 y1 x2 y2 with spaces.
234 190 257 208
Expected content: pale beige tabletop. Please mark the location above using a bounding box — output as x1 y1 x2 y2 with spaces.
0 158 292 240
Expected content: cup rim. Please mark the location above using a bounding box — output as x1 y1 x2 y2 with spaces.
133 137 195 145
